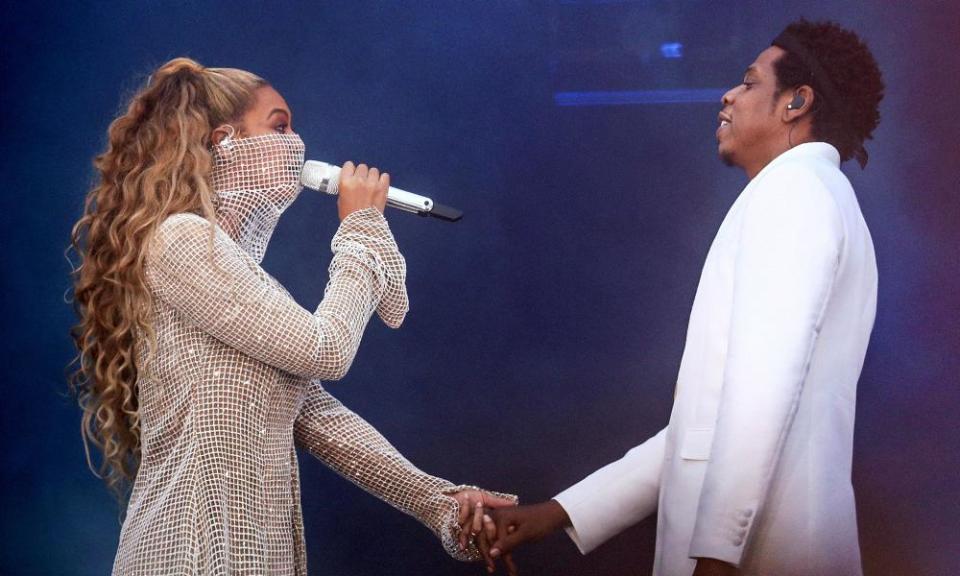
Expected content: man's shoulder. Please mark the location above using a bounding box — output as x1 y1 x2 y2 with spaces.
755 160 837 204
765 144 849 190
763 156 834 186
744 158 844 236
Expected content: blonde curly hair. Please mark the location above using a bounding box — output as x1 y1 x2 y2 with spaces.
68 57 266 498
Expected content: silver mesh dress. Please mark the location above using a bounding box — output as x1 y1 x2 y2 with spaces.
112 133 494 575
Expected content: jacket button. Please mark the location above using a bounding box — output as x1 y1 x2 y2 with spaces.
733 537 744 546
738 518 749 527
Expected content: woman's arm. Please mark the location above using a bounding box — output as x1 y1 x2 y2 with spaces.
294 381 516 561
144 207 407 380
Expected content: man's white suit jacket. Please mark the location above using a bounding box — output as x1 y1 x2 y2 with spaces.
554 142 877 576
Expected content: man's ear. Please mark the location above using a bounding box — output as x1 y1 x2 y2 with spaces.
783 85 815 122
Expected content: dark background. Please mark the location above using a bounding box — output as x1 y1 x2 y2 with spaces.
2 1 958 575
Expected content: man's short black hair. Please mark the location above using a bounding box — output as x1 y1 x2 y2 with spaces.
773 19 884 167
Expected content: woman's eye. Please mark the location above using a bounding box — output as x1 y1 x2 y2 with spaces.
275 123 288 133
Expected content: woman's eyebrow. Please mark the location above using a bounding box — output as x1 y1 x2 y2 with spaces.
266 108 290 120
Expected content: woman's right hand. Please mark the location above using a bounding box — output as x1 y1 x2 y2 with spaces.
337 161 389 220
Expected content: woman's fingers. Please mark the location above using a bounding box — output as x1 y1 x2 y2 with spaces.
452 493 472 550
477 521 494 573
483 513 497 537
336 161 388 219
373 170 388 212
472 501 484 537
480 513 498 573
483 493 518 509
455 492 472 525
355 163 368 180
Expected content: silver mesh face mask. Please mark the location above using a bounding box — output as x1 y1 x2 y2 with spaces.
211 131 306 263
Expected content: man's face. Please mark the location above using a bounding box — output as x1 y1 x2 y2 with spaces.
717 46 792 177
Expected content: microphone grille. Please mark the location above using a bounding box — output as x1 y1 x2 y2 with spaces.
300 160 339 195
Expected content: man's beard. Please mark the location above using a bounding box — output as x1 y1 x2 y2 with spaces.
719 148 736 167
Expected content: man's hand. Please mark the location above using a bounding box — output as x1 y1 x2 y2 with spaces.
481 500 570 571
692 558 739 576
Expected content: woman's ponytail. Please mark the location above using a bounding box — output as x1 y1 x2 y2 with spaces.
68 57 266 500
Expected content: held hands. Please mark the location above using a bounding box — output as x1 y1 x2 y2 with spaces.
446 497 737 576
450 489 517 548
448 489 518 572
337 161 389 220
473 500 571 575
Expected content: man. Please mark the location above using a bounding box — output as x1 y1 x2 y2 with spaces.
480 19 884 576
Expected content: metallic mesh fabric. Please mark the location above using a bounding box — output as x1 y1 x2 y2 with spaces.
112 133 495 575
211 132 306 265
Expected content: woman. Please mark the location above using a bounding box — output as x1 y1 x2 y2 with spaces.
69 57 513 575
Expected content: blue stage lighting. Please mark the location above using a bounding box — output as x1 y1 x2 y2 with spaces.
660 43 684 58
554 89 725 106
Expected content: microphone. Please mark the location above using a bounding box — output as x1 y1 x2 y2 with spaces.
300 160 463 222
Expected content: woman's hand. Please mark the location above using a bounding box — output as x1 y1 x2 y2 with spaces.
449 489 518 574
337 161 389 220
450 489 517 551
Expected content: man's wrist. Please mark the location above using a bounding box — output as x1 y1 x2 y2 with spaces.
546 499 572 529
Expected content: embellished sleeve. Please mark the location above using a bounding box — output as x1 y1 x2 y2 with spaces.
294 381 517 561
144 207 408 380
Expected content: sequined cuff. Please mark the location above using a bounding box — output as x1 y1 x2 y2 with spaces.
434 493 482 562
338 205 387 226
434 485 520 562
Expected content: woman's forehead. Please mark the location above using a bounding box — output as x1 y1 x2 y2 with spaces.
249 86 291 119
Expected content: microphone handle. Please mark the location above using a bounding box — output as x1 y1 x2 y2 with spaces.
321 167 431 214
303 161 462 222
387 187 433 214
